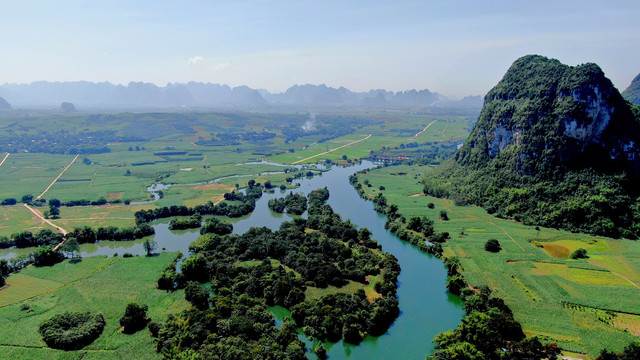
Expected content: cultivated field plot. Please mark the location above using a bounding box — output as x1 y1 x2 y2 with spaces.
0 253 188 360
269 113 472 164
357 164 640 357
0 153 77 200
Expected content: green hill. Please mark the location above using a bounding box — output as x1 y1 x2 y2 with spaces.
424 55 640 237
622 73 640 105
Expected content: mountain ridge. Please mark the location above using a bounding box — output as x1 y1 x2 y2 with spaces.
0 81 474 110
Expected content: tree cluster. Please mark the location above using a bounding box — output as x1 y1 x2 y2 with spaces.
39 312 106 350
135 187 263 224
429 285 560 360
67 224 155 243
169 214 202 230
120 302 149 334
200 217 234 236
154 193 400 358
1 229 63 249
268 193 308 215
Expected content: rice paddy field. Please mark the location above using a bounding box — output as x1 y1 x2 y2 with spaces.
0 110 473 237
0 253 189 360
356 164 640 358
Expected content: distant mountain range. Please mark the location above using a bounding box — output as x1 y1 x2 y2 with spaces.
0 81 482 110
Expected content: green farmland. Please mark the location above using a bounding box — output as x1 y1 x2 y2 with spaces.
356 164 640 357
0 253 188 359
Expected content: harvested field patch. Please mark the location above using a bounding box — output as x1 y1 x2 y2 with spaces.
533 262 631 287
542 243 571 258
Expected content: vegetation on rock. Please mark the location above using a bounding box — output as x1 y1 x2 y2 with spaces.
423 55 640 238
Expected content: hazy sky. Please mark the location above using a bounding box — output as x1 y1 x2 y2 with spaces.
1 0 639 97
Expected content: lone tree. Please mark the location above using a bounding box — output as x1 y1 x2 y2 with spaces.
439 210 449 221
143 239 157 256
484 239 502 253
61 238 80 258
119 303 149 334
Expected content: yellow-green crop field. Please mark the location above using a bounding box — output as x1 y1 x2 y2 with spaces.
356 164 640 358
0 253 188 360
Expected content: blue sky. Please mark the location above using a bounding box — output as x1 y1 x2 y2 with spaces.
1 0 639 97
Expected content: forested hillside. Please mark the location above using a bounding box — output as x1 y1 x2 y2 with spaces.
424 55 640 237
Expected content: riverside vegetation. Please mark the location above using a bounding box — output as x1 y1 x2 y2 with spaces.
351 55 640 358
152 189 401 359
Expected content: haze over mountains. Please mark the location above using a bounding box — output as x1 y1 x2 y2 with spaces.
0 81 482 111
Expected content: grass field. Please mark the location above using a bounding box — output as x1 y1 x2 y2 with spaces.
356 164 640 358
0 253 188 360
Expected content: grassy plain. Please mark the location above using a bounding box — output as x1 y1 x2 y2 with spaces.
356 164 640 357
0 111 472 236
0 253 188 360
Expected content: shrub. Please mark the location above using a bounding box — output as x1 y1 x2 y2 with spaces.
439 210 449 220
427 202 435 209
120 302 149 334
148 322 161 337
485 239 502 253
570 248 588 259
39 312 105 350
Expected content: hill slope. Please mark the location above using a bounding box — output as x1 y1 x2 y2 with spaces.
424 55 640 237
0 96 10 109
622 73 640 105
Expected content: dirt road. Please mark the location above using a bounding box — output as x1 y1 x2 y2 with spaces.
0 153 9 168
292 134 372 164
23 204 68 239
35 154 79 200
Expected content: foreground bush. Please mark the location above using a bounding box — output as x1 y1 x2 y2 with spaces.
120 302 149 333
39 312 105 350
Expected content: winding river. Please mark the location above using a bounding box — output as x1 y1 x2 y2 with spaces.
4 160 464 359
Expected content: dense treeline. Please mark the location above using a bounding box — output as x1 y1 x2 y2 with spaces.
424 163 640 238
0 223 155 285
0 129 141 154
1 229 63 249
350 171 449 257
168 214 202 230
154 189 400 359
135 186 263 225
1 196 130 208
66 224 155 243
428 284 561 360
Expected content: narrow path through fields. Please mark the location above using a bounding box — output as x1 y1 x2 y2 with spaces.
23 204 68 237
0 153 9 168
610 271 640 289
35 154 79 200
413 119 438 138
437 200 530 254
292 134 372 164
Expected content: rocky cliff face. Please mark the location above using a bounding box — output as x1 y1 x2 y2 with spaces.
456 55 640 176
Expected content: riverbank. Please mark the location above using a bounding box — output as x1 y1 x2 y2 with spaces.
354 164 640 358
